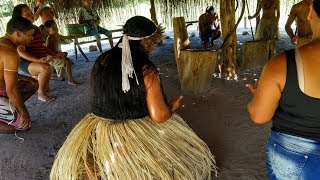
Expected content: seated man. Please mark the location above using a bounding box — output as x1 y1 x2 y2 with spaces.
198 6 221 49
0 16 39 133
13 4 61 102
79 0 114 53
285 0 313 47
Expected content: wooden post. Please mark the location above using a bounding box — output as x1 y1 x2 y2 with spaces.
173 17 190 63
149 0 159 25
244 17 247 29
256 0 260 31
220 0 238 78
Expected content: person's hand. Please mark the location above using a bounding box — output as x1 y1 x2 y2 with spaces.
19 111 31 130
291 36 298 45
169 96 183 112
40 56 53 63
55 52 67 59
246 80 259 97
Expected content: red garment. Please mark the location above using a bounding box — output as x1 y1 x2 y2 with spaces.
25 27 48 58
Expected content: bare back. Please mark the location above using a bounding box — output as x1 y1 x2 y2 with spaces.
298 41 320 98
292 1 313 37
0 38 20 89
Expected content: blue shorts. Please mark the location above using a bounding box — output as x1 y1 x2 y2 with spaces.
19 59 31 74
266 130 320 180
86 26 112 39
201 29 217 43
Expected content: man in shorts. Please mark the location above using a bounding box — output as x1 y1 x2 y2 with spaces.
79 0 114 53
199 6 221 49
0 16 39 133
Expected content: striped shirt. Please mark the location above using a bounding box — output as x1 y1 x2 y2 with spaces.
26 27 48 58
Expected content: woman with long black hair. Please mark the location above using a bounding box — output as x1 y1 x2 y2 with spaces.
50 16 217 179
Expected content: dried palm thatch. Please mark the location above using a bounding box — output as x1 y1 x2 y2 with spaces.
50 113 217 179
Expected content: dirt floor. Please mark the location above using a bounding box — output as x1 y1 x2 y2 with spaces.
0 28 294 180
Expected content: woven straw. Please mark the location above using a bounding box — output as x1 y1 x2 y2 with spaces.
50 113 217 180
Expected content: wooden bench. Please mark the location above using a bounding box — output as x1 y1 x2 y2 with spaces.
66 24 123 61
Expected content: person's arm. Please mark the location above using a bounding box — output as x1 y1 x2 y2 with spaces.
213 13 220 29
246 52 286 124
3 52 31 129
17 45 52 63
45 37 66 58
33 4 43 22
144 69 182 123
285 6 298 44
49 3 59 19
249 2 262 19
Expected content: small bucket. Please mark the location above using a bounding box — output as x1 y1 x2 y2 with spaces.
66 24 85 36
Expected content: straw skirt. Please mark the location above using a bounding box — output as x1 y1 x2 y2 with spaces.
50 113 217 180
255 17 278 41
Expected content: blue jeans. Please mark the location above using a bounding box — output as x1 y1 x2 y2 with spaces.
86 26 111 39
201 29 217 43
266 130 320 180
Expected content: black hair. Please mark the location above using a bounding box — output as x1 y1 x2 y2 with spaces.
206 6 214 13
123 16 157 37
314 0 320 18
90 16 168 120
90 42 157 120
12 4 28 18
6 16 36 35
44 19 55 28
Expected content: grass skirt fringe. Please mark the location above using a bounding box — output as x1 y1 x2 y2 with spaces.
50 113 217 180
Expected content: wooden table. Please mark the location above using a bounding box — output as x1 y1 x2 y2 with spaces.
69 28 123 61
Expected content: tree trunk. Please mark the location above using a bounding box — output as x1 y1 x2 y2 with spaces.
220 0 238 78
178 50 218 94
150 0 159 25
172 17 190 63
256 0 260 31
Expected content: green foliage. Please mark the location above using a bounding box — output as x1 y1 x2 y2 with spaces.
0 0 14 17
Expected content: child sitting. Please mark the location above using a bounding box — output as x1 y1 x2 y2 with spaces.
45 20 79 86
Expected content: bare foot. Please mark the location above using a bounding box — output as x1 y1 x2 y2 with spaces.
68 80 81 86
38 94 55 102
50 76 65 81
0 123 15 134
